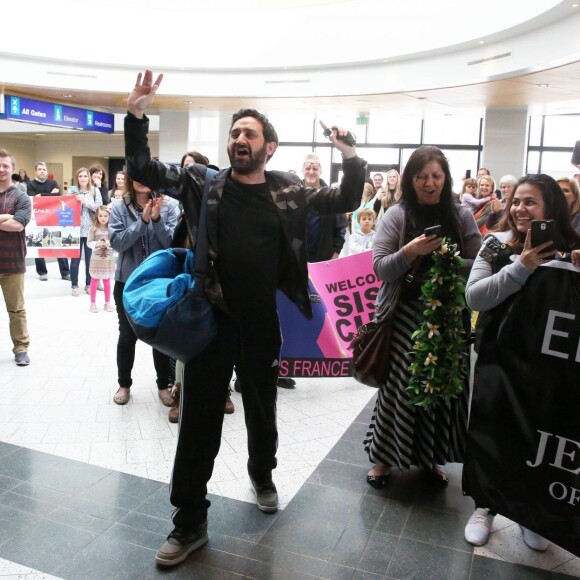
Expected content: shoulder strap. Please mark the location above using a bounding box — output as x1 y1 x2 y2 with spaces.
193 167 217 288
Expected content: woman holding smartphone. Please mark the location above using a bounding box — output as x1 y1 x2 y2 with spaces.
463 173 580 550
364 146 481 489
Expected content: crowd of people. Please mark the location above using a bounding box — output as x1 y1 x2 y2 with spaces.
0 69 579 568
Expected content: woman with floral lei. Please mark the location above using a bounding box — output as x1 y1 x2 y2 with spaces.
463 173 580 551
363 146 481 489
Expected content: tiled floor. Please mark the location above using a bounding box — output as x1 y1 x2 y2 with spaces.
0 261 578 579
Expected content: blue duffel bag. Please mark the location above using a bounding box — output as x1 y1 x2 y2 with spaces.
122 167 217 363
123 247 216 363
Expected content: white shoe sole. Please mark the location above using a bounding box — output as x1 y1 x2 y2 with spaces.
155 535 208 566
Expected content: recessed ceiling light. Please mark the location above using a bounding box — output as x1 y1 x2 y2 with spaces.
479 40 485 44
571 3 578 7
62 94 73 98
535 83 550 88
184 101 193 104
383 59 389 63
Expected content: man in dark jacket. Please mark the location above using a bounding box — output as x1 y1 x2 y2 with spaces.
27 162 70 281
303 153 348 262
124 71 366 567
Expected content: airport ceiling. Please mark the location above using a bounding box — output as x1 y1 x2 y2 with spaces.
3 60 580 117
1 0 580 123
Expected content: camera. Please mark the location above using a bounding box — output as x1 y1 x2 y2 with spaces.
323 126 356 146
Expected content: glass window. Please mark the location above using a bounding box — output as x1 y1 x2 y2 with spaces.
367 112 421 144
423 112 482 145
440 149 481 193
542 115 580 147
266 112 315 143
538 151 577 177
355 147 399 165
268 145 313 176
528 116 542 147
526 151 540 174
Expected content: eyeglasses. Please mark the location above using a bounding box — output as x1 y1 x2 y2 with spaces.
303 163 321 170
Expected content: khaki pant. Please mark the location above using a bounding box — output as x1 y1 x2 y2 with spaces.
0 273 30 354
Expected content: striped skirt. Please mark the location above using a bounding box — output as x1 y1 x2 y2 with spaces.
363 300 469 470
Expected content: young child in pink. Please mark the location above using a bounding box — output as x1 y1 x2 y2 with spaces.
87 206 116 313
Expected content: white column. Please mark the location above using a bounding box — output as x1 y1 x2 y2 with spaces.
158 110 189 164
482 106 528 180
216 111 234 170
159 110 226 168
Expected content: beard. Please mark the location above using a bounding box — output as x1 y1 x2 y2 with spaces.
228 142 268 175
304 176 320 187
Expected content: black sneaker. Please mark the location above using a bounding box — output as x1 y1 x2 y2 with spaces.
250 476 279 513
155 522 208 566
15 352 30 366
277 378 296 389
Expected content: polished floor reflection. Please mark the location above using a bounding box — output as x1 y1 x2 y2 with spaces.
0 262 578 579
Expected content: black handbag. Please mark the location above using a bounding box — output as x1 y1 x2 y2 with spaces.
348 257 423 387
348 318 394 387
123 167 217 363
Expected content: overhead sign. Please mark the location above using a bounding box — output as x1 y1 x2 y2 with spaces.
4 95 114 133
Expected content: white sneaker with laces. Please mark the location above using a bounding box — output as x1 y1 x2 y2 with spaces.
465 508 494 546
521 526 550 551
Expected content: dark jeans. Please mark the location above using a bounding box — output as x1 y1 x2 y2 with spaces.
170 309 281 527
70 237 92 288
113 281 171 390
35 258 70 277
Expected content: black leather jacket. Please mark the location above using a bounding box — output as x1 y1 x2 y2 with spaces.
125 113 367 318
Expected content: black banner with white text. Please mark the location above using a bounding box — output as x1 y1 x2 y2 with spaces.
463 261 580 556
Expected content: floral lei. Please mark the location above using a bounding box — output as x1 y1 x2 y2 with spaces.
406 239 468 411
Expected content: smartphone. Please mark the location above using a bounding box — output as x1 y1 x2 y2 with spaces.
465 169 471 178
424 225 442 238
531 219 555 254
572 141 580 165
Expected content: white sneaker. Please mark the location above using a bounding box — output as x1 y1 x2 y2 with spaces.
521 526 550 551
465 508 494 546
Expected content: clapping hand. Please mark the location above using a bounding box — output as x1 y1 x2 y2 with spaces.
151 198 161 222
142 200 152 223
128 70 164 119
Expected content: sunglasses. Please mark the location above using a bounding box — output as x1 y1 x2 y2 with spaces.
303 163 321 170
